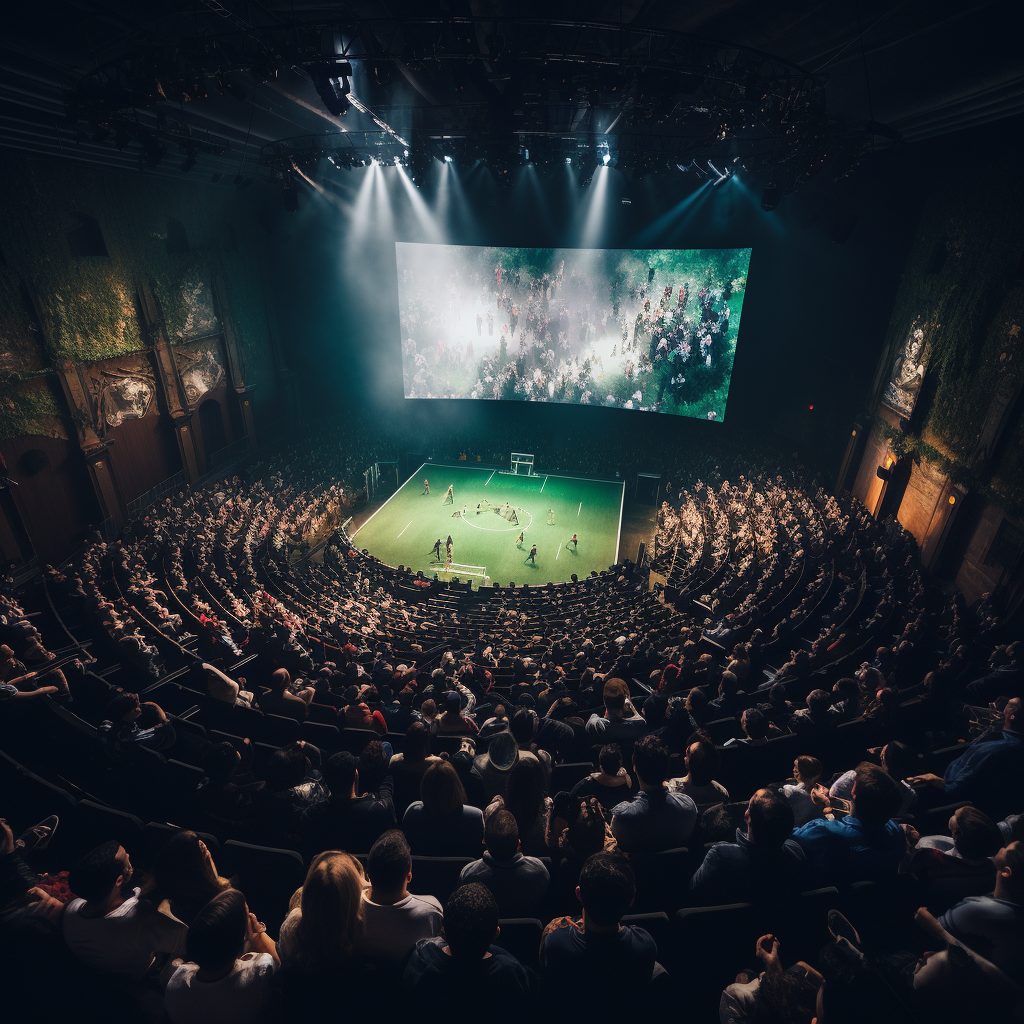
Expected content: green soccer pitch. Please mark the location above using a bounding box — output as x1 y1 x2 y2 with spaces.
351 464 625 587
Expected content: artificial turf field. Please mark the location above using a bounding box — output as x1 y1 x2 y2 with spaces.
352 463 625 587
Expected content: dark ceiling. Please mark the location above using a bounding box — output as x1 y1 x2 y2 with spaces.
1 1 1022 185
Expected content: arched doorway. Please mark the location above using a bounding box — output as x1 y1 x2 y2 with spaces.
198 399 226 471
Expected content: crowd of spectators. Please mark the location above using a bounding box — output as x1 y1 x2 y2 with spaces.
1 423 1022 1023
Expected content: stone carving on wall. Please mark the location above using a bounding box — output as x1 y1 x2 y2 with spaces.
172 271 220 341
882 316 931 419
175 338 225 407
86 354 157 434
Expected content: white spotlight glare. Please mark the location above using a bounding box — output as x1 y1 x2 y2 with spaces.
394 155 400 165
565 156 572 165
602 153 611 165
444 154 453 163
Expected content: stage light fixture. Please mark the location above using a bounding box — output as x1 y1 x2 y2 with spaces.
311 58 353 118
444 154 453 163
565 156 572 165
602 152 611 165
179 153 196 174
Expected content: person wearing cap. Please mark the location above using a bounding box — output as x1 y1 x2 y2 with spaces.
585 678 648 744
473 730 521 803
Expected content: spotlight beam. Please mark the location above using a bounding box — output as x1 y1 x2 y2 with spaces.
579 165 610 249
394 162 443 242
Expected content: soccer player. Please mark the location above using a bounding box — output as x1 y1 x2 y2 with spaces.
568 533 578 550
432 538 442 561
446 536 453 566
423 479 429 495
476 502 484 515
516 531 525 549
443 483 454 503
527 544 537 564
502 501 511 516
548 508 555 525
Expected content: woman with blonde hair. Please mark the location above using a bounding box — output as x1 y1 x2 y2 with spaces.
277 851 374 1018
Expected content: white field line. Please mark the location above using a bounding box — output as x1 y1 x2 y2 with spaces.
485 470 495 485
540 476 548 493
614 479 625 564
352 462 425 538
397 520 412 538
578 503 582 516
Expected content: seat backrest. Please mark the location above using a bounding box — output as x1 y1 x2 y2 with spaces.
621 911 672 961
550 761 597 793
71 799 146 863
496 918 543 969
221 840 305 935
409 856 474 905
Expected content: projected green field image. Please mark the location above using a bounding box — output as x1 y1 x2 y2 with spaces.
352 464 625 587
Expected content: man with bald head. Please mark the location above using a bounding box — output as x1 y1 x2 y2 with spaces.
909 696 1023 820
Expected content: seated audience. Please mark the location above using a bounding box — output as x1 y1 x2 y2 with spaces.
301 750 394 855
403 883 533 1023
570 743 634 811
459 808 550 917
63 841 187 978
163 888 278 1024
793 762 906 886
611 734 697 853
261 668 314 722
779 755 829 827
402 760 484 856
667 738 730 804
938 840 1023 983
147 829 232 926
690 788 807 904
98 691 176 757
540 851 658 1021
585 678 647 743
358 830 443 964
908 696 1023 820
277 851 375 1019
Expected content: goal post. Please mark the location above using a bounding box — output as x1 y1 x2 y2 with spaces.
510 452 535 476
431 562 489 588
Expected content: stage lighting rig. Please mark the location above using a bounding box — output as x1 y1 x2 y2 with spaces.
310 58 353 118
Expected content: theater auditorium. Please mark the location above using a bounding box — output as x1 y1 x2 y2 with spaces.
1 4 1023 1023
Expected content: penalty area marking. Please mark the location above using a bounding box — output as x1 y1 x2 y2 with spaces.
397 520 412 538
539 476 548 493
578 503 582 516
485 470 495 486
555 543 560 560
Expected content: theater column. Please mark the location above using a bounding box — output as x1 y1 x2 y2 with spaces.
173 414 201 482
85 443 125 530
54 360 125 530
236 385 258 451
139 278 202 483
210 272 257 451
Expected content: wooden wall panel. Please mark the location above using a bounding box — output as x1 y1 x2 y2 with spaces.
107 409 183 503
0 435 100 563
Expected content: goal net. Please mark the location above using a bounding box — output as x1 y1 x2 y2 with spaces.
432 562 489 586
510 452 535 476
